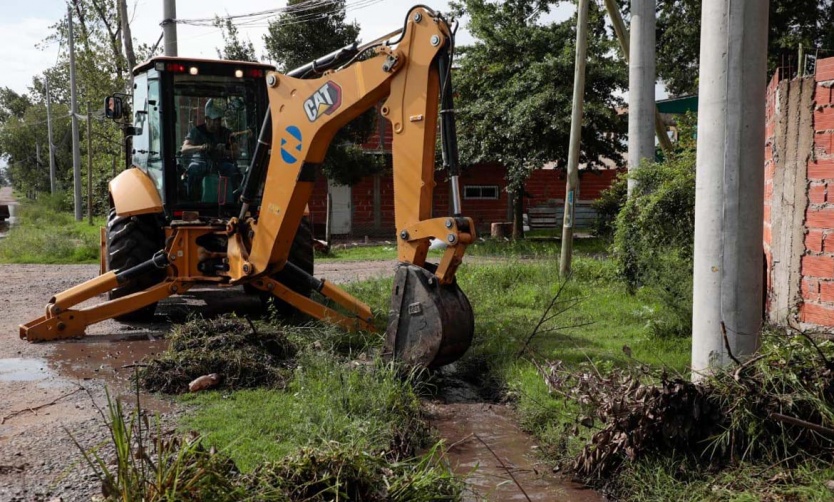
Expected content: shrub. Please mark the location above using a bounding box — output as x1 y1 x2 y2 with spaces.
610 129 696 337
591 171 627 238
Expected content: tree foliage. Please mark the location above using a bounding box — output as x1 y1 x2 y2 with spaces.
263 0 381 186
215 17 257 62
610 113 698 337
451 0 627 228
0 0 142 211
263 0 360 73
656 0 834 96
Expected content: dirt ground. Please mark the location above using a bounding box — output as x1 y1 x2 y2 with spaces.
0 187 599 501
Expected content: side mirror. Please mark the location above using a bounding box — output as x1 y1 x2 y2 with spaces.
105 96 123 120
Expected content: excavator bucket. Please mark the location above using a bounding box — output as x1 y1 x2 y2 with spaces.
384 264 474 368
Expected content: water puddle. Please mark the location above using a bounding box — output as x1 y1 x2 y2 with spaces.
430 402 602 502
46 337 175 412
0 358 54 382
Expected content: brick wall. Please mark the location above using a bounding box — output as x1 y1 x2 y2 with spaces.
306 163 622 237
800 58 834 326
765 56 834 330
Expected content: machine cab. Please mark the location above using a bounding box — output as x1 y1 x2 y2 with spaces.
115 57 274 217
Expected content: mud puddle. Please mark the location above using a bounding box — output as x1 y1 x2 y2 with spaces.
45 336 175 412
0 358 54 382
427 373 602 502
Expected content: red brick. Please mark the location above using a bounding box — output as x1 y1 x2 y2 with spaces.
821 281 834 302
804 278 821 301
763 222 772 244
816 108 834 130
816 132 834 154
803 254 834 277
801 302 834 326
817 85 834 106
810 184 827 204
766 162 776 180
807 230 825 252
816 59 834 82
764 204 771 222
806 207 834 228
825 234 834 253
808 159 834 180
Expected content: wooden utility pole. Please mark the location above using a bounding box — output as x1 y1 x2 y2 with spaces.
87 104 93 225
559 0 589 277
69 6 83 221
45 76 57 194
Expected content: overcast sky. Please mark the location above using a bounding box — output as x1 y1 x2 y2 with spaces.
0 1 581 96
0 0 494 95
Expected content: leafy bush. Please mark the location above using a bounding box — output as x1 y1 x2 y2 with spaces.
591 171 627 238
610 147 696 337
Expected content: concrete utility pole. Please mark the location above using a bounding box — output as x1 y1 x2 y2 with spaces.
162 0 178 57
602 0 673 156
45 76 57 194
68 6 83 221
627 0 656 196
559 0 589 277
691 1 768 380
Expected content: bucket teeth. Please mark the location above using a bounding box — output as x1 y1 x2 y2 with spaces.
383 263 474 368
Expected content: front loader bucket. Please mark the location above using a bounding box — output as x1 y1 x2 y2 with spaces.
384 263 474 368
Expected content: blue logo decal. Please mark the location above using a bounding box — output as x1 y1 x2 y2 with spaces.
280 126 303 164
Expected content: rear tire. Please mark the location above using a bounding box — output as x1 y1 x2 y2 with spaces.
106 208 166 322
245 216 315 316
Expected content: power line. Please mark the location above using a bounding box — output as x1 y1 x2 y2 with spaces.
176 0 385 29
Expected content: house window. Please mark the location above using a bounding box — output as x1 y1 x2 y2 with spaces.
464 185 500 200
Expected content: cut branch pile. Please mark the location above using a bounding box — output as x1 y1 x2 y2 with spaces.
537 333 834 481
140 316 296 394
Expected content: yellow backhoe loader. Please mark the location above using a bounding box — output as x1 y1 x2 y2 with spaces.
20 5 475 368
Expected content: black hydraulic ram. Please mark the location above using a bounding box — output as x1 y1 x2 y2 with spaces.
436 39 464 217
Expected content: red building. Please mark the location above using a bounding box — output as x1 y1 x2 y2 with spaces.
305 111 622 238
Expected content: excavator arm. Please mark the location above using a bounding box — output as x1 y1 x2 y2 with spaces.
228 5 475 366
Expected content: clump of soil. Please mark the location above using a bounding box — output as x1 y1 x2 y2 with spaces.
140 316 295 394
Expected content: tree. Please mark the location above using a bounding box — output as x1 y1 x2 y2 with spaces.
263 0 381 186
264 0 360 72
215 16 257 62
452 0 627 237
0 0 139 209
656 0 834 96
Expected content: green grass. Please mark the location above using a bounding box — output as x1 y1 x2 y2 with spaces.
611 456 834 501
0 200 103 263
180 350 429 473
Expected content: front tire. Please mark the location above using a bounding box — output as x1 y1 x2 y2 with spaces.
106 208 166 322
